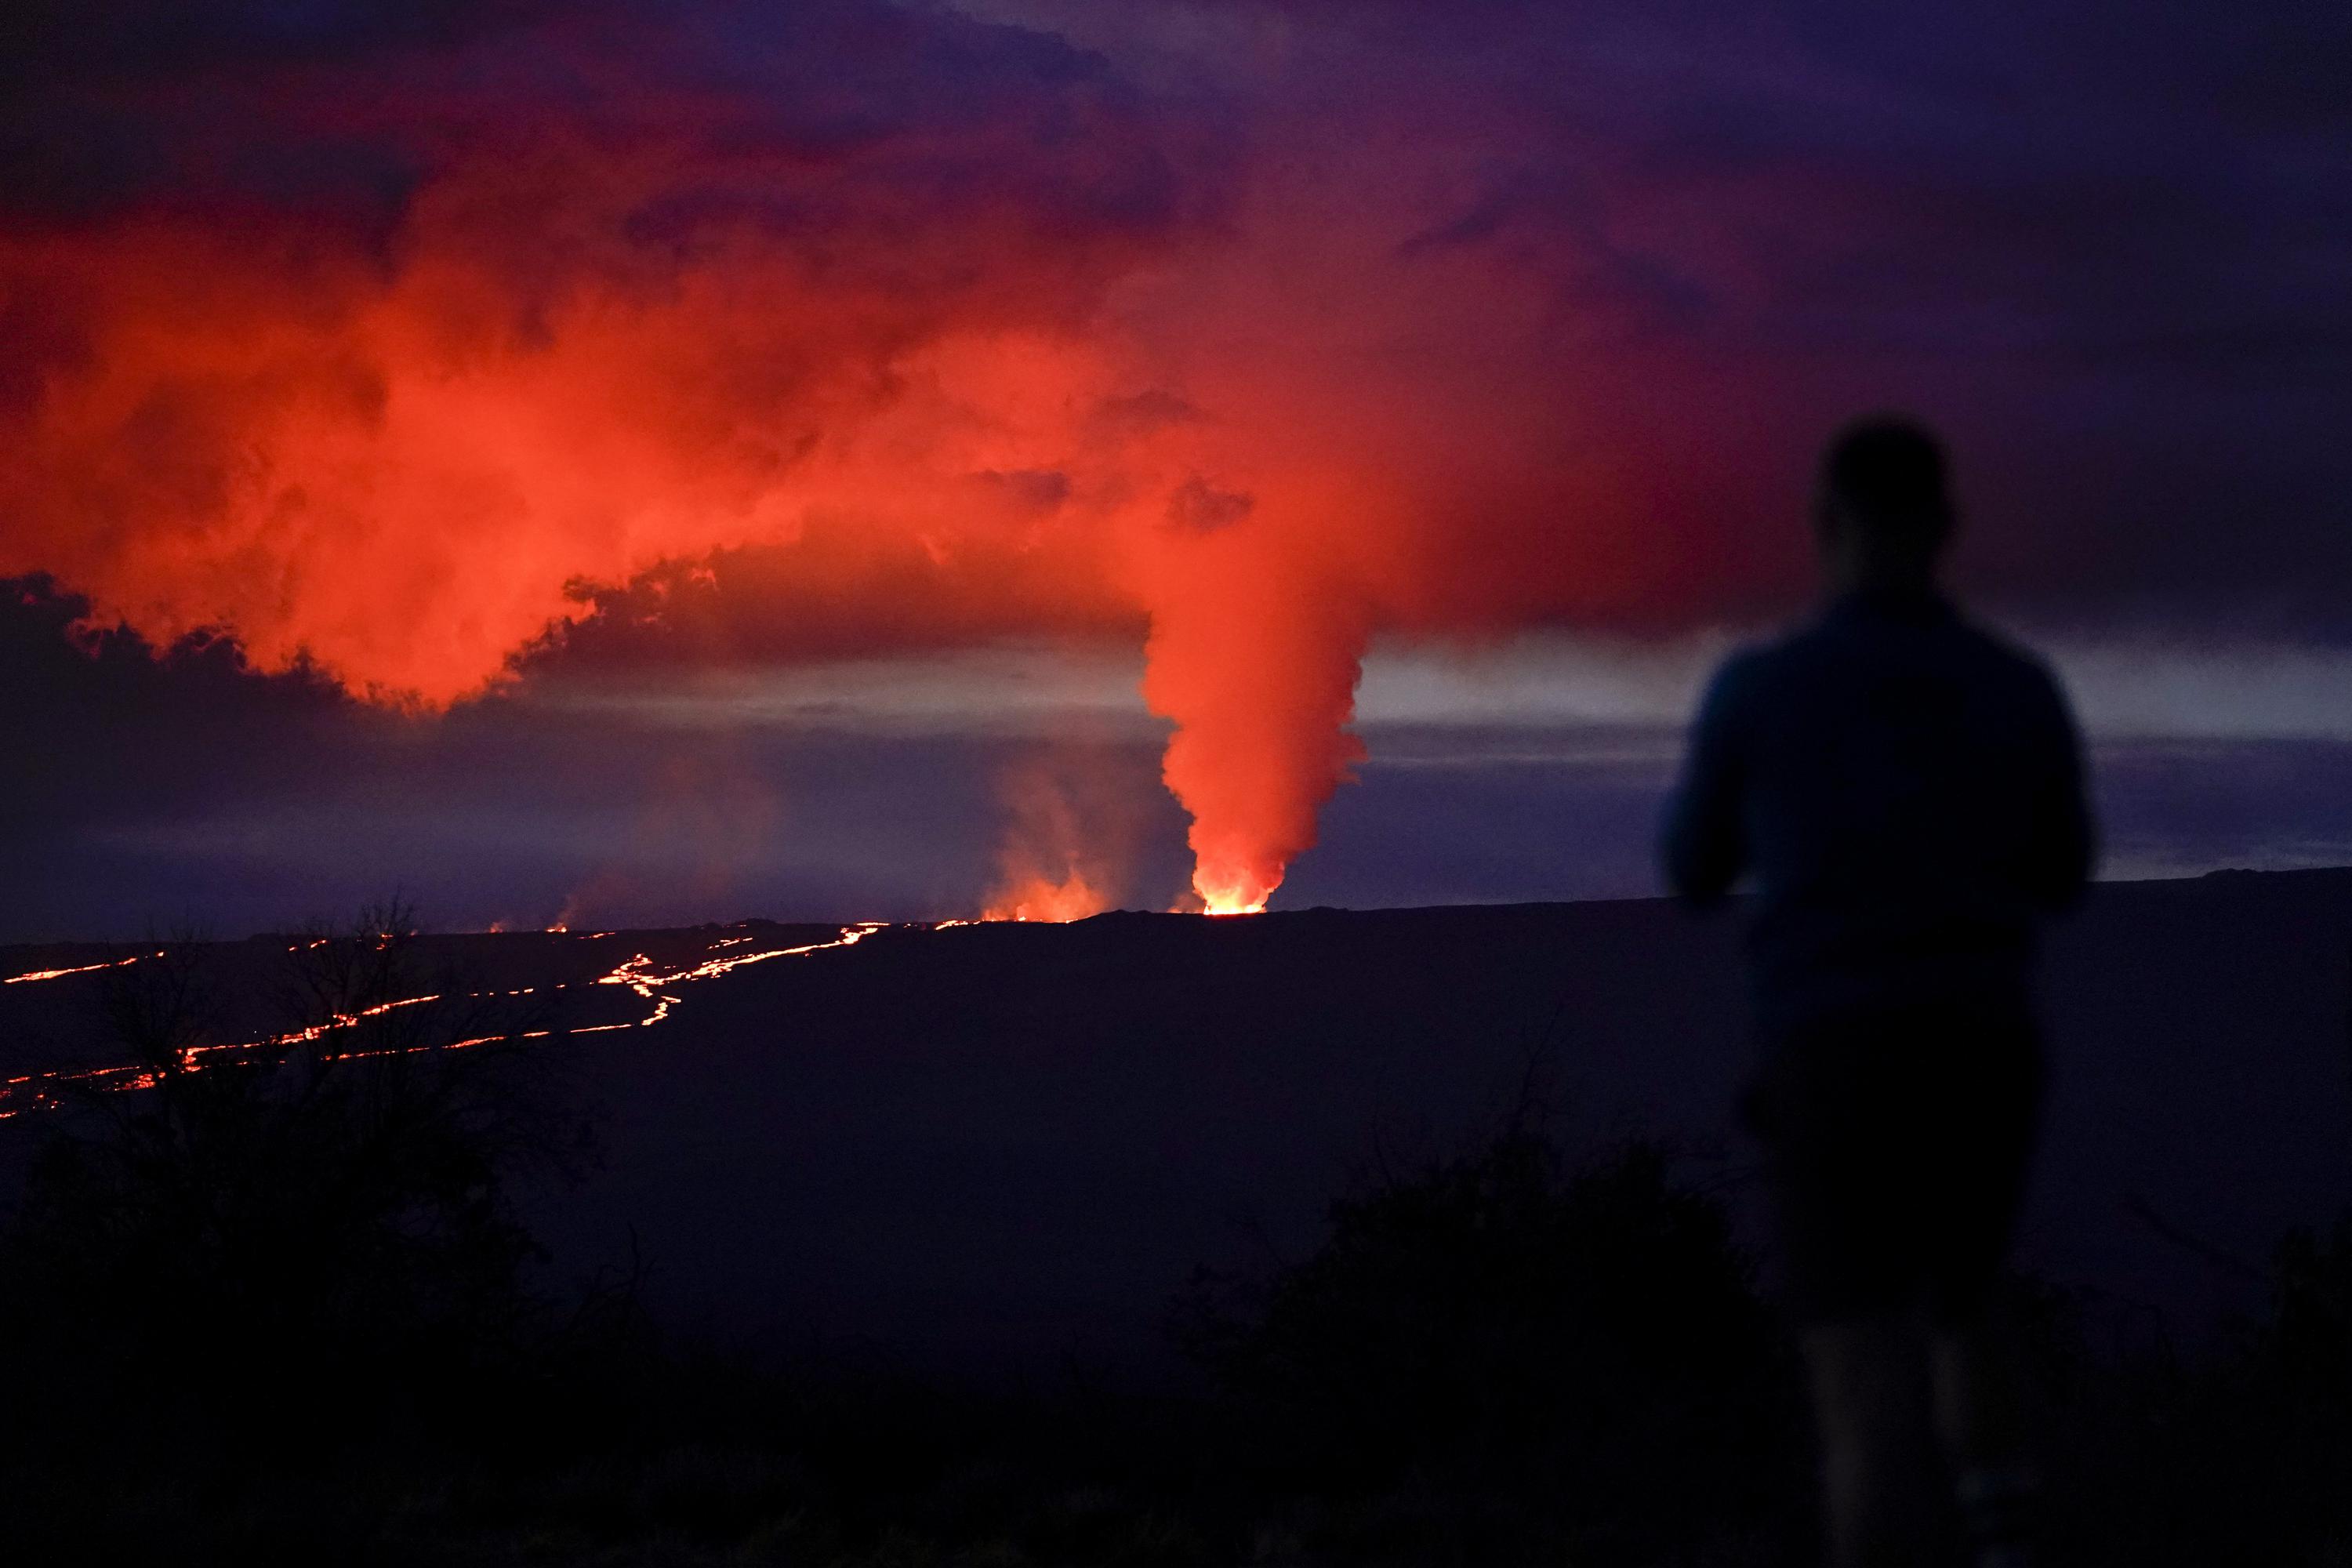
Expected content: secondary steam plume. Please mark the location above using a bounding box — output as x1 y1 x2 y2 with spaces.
981 760 1109 923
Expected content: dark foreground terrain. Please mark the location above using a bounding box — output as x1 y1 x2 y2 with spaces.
1 872 2348 1563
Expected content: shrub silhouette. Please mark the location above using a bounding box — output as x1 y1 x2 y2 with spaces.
1177 1128 1801 1557
0 902 590 1454
7 912 2344 1566
2010 1207 2352 1567
2269 1210 2352 1418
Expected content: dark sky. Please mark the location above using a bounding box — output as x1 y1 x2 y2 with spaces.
2 1 2347 938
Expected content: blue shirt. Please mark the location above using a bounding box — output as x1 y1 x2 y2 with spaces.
1662 588 2093 1035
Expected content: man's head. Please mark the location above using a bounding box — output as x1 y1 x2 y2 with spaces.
1815 416 1954 593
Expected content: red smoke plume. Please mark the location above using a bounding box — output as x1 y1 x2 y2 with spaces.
977 731 1169 920
0 4 1779 911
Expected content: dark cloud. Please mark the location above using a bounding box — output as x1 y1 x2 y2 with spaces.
0 575 361 831
13 566 2347 938
0 576 1178 940
0 1 557 223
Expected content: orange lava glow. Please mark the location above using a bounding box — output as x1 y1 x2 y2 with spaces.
1200 897 1269 918
982 873 1108 924
1189 866 1276 918
0 922 892 1119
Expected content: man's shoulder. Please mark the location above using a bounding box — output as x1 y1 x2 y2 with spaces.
1719 606 2067 714
1945 614 2067 702
1724 622 1836 688
1697 640 1787 713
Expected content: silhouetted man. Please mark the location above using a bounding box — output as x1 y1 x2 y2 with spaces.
1663 417 2092 1568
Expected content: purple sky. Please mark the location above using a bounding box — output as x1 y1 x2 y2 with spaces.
2 1 2347 938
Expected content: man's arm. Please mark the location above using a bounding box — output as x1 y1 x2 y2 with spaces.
1662 659 1751 906
2024 669 2095 912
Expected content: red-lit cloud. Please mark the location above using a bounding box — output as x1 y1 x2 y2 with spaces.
4 0 2343 912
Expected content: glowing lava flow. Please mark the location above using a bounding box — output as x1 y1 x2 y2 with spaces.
0 907 1257 1120
582 923 886 1033
0 923 891 1120
3 952 162 985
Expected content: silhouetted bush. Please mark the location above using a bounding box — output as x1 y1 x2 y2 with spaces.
1175 1128 1805 1560
8 920 2350 1565
0 903 596 1458
2032 1210 2352 1567
2270 1211 2352 1419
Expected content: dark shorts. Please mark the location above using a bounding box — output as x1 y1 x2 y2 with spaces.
1743 1003 2043 1326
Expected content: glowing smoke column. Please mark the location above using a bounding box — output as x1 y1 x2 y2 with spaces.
1139 525 1368 913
